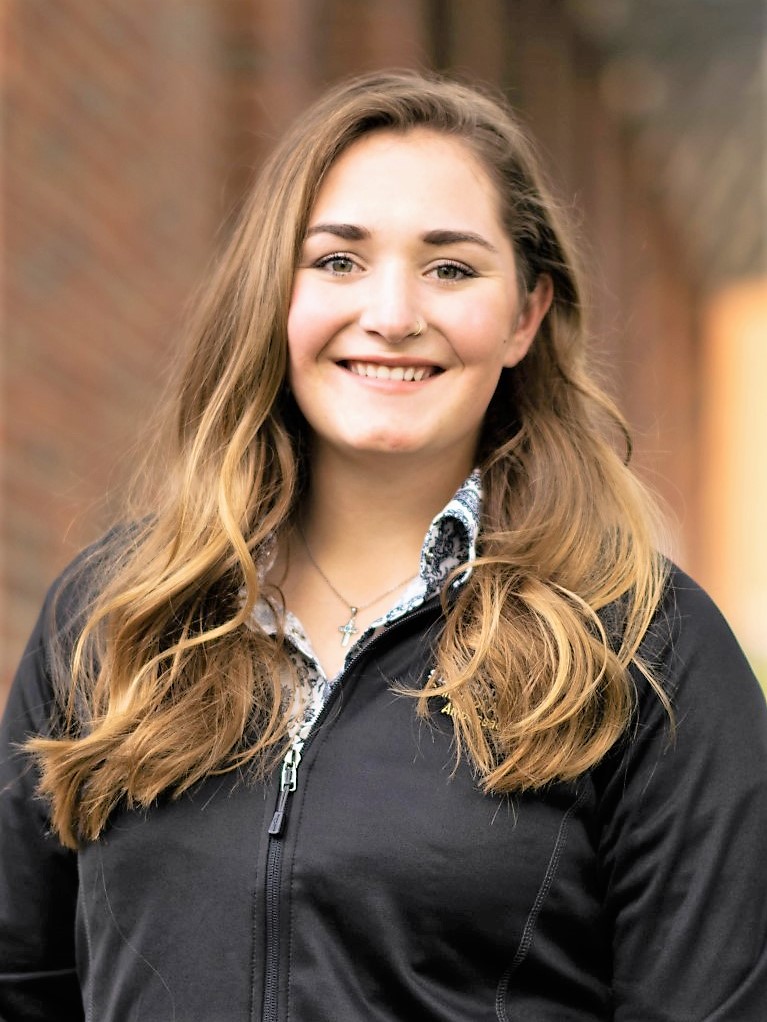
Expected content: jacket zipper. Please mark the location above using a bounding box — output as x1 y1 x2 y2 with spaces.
268 748 301 838
259 599 443 1021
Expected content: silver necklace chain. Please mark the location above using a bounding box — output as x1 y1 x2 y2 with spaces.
297 527 417 647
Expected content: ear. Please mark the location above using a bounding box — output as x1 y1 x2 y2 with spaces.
502 274 554 368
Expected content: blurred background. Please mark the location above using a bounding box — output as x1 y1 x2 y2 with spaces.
2 0 766 699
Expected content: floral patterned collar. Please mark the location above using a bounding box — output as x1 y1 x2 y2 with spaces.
250 469 481 656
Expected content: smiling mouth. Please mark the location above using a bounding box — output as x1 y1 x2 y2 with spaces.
343 360 441 382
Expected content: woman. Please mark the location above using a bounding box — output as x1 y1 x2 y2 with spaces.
1 70 765 1021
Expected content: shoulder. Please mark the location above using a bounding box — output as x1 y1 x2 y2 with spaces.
5 524 137 734
616 561 767 791
592 560 767 835
46 521 143 633
639 561 764 712
591 561 766 811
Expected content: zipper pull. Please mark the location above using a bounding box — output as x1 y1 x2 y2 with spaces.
268 747 302 837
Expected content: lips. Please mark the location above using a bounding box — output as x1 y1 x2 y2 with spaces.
343 360 440 381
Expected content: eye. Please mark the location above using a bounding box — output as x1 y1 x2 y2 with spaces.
429 260 477 282
315 253 358 276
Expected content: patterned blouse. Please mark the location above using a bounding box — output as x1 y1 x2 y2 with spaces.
247 470 482 760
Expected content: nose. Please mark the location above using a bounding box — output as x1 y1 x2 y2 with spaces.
357 264 420 344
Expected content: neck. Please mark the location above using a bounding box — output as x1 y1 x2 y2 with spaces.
270 448 473 677
300 446 472 562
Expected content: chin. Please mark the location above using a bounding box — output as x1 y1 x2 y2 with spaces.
357 441 422 455
345 434 427 456
336 424 414 447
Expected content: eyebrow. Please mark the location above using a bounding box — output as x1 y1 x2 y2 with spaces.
304 223 498 253
421 229 499 253
305 223 370 241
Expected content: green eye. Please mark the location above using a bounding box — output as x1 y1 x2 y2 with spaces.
318 254 355 275
433 262 474 281
437 264 460 280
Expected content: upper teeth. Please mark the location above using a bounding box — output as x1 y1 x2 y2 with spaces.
347 361 434 381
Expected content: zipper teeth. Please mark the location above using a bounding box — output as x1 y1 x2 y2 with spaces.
262 842 282 1022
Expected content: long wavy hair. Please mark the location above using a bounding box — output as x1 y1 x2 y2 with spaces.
29 70 668 848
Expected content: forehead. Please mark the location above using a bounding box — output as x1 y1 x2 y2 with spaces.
309 128 504 228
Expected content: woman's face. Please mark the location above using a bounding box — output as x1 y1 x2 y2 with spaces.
287 128 551 475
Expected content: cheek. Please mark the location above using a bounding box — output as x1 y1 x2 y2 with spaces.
286 284 308 357
286 280 344 366
456 322 511 367
286 298 321 370
449 300 516 363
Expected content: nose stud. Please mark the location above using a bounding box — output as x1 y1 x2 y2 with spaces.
409 319 425 338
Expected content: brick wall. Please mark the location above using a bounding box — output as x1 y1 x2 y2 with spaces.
2 0 704 696
2 0 226 685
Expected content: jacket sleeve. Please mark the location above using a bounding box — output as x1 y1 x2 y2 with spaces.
0 582 84 1021
595 568 767 1021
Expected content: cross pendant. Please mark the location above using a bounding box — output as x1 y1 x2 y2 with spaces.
338 607 359 647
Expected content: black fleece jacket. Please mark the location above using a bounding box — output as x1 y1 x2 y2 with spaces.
1 563 766 1021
